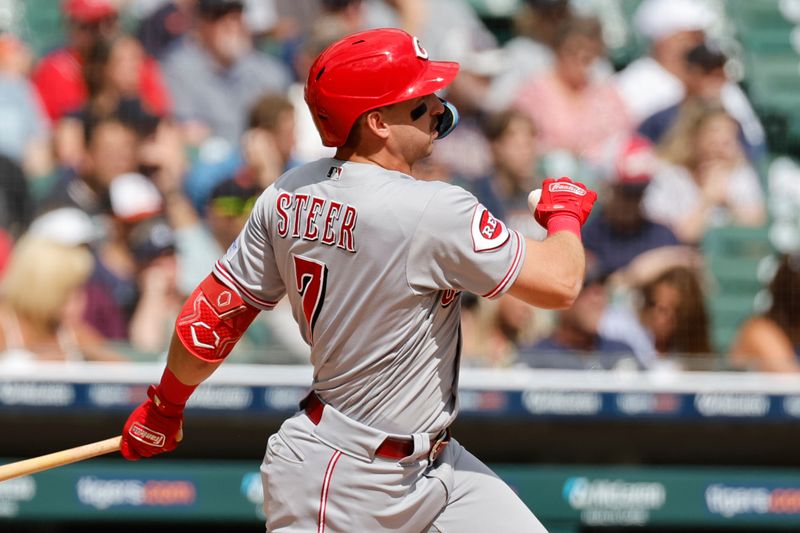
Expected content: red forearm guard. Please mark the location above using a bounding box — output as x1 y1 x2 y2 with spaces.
175 273 260 362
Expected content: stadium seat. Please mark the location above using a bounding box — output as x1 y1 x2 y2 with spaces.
467 0 521 18
19 0 65 57
743 54 800 111
728 0 800 155
702 224 773 258
736 26 796 54
702 224 773 353
726 0 794 32
706 292 757 353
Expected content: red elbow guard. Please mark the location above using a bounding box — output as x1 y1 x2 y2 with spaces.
175 273 260 362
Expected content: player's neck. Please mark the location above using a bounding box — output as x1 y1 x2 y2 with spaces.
334 148 412 175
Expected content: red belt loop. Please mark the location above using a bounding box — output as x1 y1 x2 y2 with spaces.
303 391 325 425
302 392 450 461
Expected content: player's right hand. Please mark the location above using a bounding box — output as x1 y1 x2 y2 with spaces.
120 385 184 460
530 177 597 229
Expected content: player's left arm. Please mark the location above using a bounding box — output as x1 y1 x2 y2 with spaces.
120 189 281 461
120 272 261 461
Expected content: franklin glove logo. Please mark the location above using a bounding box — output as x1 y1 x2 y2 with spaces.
129 422 166 447
548 182 586 196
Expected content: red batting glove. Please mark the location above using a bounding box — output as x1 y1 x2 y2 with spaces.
533 177 597 238
120 368 196 460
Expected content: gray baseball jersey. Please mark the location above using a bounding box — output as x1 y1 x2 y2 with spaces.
216 158 546 532
215 158 525 435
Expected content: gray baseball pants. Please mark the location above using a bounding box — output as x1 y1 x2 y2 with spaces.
260 402 547 532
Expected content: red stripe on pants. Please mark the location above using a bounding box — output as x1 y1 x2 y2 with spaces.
318 450 342 533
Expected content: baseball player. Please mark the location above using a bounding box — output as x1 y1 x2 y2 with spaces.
120 28 597 532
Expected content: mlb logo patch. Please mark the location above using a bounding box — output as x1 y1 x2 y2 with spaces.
471 205 510 252
327 166 343 181
225 237 240 261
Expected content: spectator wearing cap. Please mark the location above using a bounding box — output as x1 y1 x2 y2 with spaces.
125 215 183 355
71 172 164 341
167 175 262 297
31 0 170 123
615 0 714 124
150 170 310 363
0 210 126 363
637 41 767 165
25 207 126 342
582 135 679 279
159 0 292 149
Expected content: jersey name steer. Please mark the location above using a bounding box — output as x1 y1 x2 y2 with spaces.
275 191 358 253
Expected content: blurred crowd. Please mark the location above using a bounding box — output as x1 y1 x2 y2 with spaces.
0 0 797 373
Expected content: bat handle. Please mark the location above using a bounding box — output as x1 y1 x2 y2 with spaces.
0 436 122 483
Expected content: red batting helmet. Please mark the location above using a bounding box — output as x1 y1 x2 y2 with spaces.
305 28 460 147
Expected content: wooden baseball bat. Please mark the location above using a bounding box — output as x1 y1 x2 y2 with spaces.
0 436 121 483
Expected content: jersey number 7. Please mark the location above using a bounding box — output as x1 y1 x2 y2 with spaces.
292 254 328 343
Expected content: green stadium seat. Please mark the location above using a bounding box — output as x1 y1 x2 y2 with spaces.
706 255 763 295
706 292 757 353
743 54 800 109
607 0 648 69
19 0 65 57
467 0 521 18
736 26 796 54
726 0 794 32
711 323 741 355
702 224 772 258
702 224 772 353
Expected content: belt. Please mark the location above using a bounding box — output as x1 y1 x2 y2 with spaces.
302 392 450 462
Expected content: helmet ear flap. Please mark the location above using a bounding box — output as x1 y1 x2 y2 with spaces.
434 98 459 140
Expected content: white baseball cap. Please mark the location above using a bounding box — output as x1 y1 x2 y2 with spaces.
634 0 715 42
109 172 163 222
28 207 103 246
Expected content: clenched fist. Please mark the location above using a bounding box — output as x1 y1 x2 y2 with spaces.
529 177 597 234
121 385 184 460
120 368 196 460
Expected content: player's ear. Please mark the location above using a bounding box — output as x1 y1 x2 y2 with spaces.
363 109 391 141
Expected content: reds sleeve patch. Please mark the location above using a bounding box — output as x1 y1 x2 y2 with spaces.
471 204 510 252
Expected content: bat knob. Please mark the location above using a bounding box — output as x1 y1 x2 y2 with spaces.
528 189 543 227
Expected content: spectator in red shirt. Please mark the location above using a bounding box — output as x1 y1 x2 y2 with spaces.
31 0 170 123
